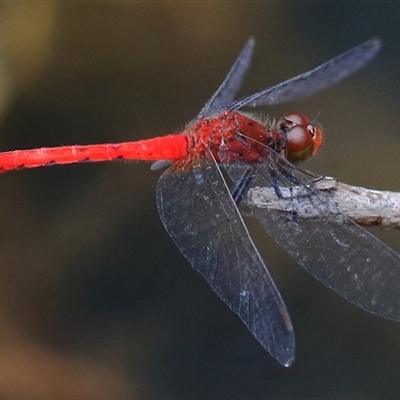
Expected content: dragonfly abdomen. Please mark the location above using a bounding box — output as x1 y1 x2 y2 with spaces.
0 134 190 172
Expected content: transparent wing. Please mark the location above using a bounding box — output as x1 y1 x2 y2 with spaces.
197 37 255 119
226 38 381 111
151 38 255 172
156 160 295 366
222 150 400 321
152 39 380 171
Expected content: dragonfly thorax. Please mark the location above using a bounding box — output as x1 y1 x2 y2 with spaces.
188 111 286 164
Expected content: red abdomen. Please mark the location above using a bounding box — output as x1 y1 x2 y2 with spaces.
0 134 189 173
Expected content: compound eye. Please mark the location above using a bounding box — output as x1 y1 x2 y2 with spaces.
281 113 323 163
308 124 323 156
278 113 309 133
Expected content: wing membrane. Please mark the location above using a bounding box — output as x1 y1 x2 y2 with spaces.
228 38 381 110
224 153 400 321
198 37 255 119
156 161 295 366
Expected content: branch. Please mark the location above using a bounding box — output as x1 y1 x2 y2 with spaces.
246 177 400 230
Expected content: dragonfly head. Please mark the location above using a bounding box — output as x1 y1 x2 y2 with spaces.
278 113 323 163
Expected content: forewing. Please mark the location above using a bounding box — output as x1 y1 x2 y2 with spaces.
156 161 295 366
197 37 255 119
151 38 254 172
227 38 381 110
225 155 400 321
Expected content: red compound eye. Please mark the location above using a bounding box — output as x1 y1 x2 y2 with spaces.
278 113 323 163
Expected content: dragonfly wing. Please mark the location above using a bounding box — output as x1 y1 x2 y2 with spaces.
151 38 255 171
228 38 381 110
225 156 400 321
197 37 255 119
156 160 295 366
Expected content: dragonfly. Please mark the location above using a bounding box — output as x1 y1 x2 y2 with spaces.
0 37 398 367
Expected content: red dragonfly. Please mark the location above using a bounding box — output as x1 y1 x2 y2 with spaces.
0 38 398 367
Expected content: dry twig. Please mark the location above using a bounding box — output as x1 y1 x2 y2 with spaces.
247 177 400 230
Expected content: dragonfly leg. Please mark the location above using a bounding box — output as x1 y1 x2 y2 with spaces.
232 168 254 205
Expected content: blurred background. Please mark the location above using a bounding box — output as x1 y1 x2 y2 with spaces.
0 2 398 399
